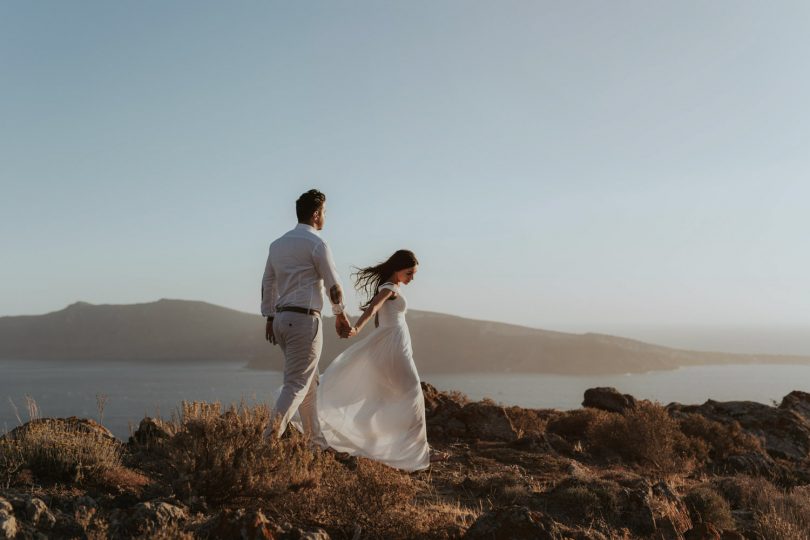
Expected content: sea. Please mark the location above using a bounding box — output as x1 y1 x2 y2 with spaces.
2 359 809 439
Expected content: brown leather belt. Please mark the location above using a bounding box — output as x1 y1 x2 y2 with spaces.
276 306 321 317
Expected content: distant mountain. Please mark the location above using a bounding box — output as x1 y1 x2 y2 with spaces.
1 299 809 375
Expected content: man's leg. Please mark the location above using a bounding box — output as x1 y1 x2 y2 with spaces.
272 312 323 439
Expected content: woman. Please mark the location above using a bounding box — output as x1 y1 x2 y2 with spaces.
317 249 442 471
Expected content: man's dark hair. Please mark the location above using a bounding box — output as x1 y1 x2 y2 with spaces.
296 189 326 222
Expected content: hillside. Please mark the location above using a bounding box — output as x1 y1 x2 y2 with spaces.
2 299 809 375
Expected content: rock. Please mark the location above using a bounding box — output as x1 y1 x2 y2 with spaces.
423 382 518 442
133 501 187 528
0 499 17 540
283 526 331 539
3 417 117 443
652 481 692 539
684 522 721 540
779 390 810 421
463 506 563 539
620 478 657 535
0 513 17 540
668 400 810 460
110 500 188 536
129 417 174 447
457 402 518 441
26 498 56 528
204 508 280 540
711 452 776 477
583 387 637 413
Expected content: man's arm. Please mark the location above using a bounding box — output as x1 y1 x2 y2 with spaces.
261 251 278 344
313 241 352 337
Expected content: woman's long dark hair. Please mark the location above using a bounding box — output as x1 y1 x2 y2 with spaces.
353 249 419 310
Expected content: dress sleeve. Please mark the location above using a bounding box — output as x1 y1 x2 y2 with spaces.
379 283 398 293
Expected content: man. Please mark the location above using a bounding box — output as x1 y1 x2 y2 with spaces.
261 189 354 442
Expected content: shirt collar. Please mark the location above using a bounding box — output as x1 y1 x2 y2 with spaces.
295 223 320 236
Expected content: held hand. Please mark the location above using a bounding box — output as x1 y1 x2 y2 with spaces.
346 326 358 338
335 312 351 338
265 320 276 345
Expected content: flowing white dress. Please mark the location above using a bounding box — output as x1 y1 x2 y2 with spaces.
317 282 431 471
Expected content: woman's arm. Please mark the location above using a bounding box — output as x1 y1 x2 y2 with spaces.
353 288 394 334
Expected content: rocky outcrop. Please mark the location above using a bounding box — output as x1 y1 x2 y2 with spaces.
423 382 518 441
668 399 810 460
583 387 637 413
5 386 810 539
779 390 810 421
109 500 188 537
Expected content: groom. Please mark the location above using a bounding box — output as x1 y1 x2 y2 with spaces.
261 189 354 442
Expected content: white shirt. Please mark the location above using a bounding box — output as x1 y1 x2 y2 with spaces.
261 224 345 317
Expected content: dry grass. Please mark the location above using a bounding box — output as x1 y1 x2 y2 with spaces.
504 405 548 438
546 408 610 439
586 401 693 472
713 476 810 539
683 486 735 529
135 400 458 539
0 420 122 484
678 414 763 462
548 481 620 523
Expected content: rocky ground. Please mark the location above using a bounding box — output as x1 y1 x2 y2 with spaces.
2 385 810 539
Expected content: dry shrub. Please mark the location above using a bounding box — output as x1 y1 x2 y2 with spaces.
679 414 763 462
154 400 309 502
714 476 810 539
0 421 121 484
0 437 24 487
546 408 610 439
504 406 548 438
586 401 692 471
141 401 448 538
546 478 620 524
683 486 735 529
284 457 425 539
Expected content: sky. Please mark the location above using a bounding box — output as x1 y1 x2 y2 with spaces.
2 1 809 347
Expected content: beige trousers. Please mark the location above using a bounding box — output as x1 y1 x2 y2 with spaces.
272 311 325 446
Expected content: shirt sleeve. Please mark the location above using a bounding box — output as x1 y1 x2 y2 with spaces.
313 240 345 314
260 249 278 318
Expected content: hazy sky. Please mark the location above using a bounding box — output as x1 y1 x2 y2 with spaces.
2 1 809 335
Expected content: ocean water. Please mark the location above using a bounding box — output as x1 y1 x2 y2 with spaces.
2 359 809 439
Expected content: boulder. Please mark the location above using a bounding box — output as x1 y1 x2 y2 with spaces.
779 390 810 421
0 514 17 540
423 382 518 442
129 417 175 447
2 417 117 443
583 387 637 413
25 497 56 529
463 506 563 539
0 498 17 540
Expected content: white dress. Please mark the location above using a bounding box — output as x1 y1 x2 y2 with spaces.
317 282 431 471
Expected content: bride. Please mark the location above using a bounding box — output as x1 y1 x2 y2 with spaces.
317 249 441 472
